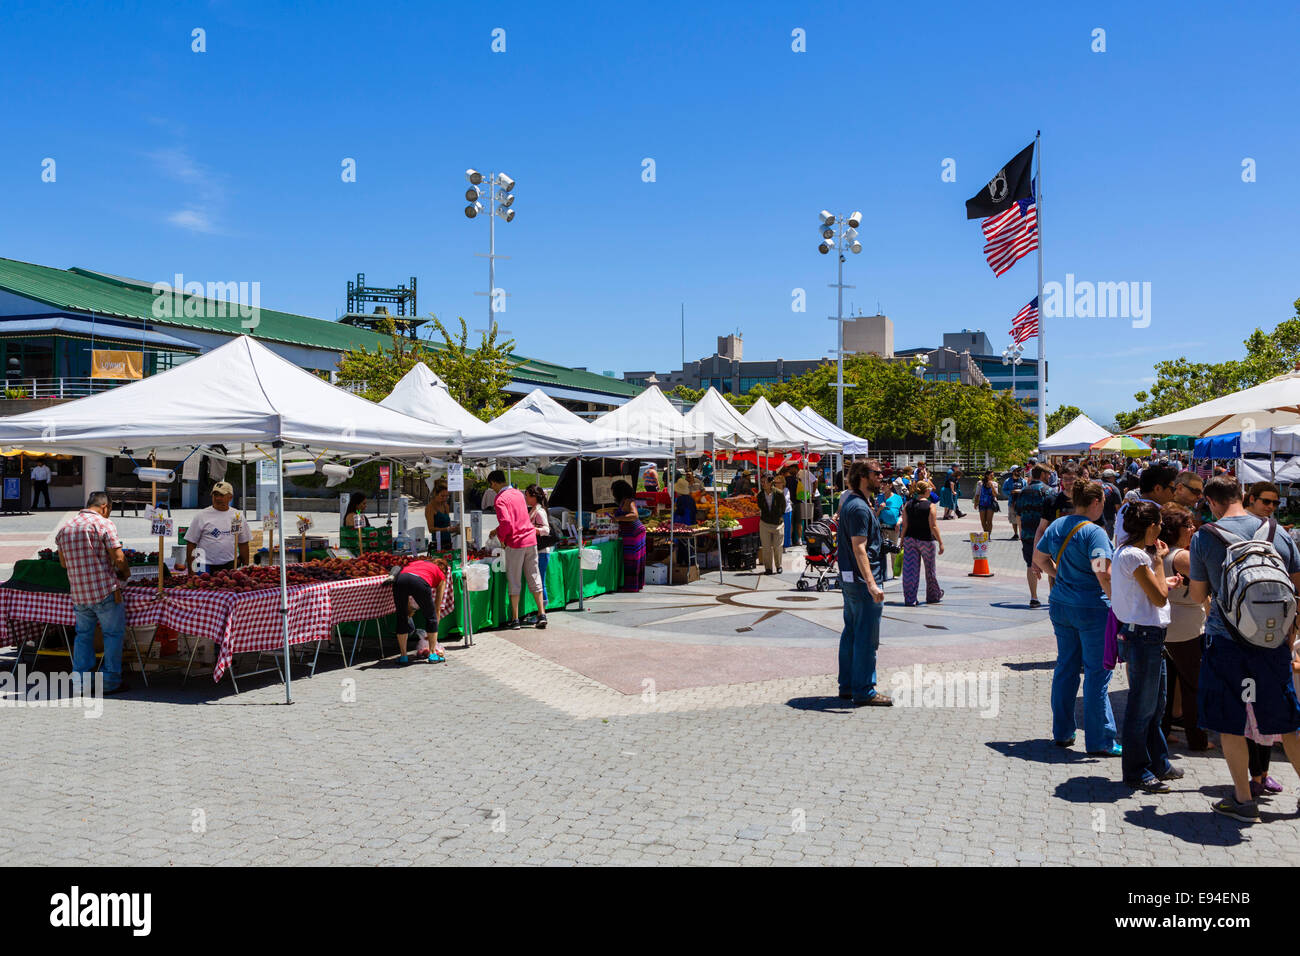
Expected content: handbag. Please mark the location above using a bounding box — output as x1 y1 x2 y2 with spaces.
1103 611 1121 670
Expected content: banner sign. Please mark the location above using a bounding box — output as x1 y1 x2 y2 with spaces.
90 350 143 380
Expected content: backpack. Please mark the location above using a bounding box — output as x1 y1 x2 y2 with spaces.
1017 483 1047 535
1203 518 1297 649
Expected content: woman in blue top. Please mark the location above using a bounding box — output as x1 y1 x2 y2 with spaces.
975 470 999 536
875 480 905 580
1032 480 1120 756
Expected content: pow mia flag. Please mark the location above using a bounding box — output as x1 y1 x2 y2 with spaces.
965 142 1036 219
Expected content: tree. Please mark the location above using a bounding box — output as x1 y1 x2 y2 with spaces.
335 314 519 421
668 385 703 404
1114 299 1300 429
1046 404 1084 437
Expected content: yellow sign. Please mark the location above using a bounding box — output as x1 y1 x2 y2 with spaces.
90 349 143 380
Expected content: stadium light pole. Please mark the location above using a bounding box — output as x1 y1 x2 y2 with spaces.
1002 342 1024 415
818 209 863 428
464 169 516 333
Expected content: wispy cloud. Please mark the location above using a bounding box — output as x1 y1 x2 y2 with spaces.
148 146 225 235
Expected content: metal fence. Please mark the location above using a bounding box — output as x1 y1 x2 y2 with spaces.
1 377 123 399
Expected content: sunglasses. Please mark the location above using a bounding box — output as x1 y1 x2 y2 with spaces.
1257 497 1280 507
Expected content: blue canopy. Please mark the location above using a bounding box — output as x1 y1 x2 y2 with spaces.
1194 432 1240 459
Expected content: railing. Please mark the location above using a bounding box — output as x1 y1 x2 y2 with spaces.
1 377 124 400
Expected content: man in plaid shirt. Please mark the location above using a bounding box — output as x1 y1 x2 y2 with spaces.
57 491 130 693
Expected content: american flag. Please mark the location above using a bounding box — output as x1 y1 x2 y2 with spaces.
982 198 1038 277
1010 296 1039 344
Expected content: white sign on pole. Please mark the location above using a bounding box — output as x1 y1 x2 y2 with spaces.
447 463 465 492
591 476 617 507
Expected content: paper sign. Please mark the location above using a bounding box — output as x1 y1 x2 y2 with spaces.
591 476 617 507
379 465 391 490
257 460 277 486
143 504 157 521
296 515 313 535
181 454 201 481
447 463 464 492
151 516 175 537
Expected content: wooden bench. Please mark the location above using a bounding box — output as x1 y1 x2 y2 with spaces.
107 486 171 517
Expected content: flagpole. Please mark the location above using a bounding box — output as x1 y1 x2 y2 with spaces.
1034 129 1046 445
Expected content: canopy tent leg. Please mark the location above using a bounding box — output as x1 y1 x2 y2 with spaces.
276 444 291 704
576 455 585 611
457 455 474 647
668 445 675 586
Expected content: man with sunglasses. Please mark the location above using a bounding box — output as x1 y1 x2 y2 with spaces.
837 459 891 707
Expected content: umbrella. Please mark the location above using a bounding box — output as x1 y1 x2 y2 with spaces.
1130 367 1300 437
1090 434 1152 457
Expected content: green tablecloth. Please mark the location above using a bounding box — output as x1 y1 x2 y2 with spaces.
422 539 625 639
6 559 69 592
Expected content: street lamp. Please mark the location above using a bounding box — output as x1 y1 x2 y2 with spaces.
464 168 516 333
1002 342 1024 409
817 209 864 429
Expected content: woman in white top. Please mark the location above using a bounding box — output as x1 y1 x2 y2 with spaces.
1158 503 1212 751
1111 500 1183 793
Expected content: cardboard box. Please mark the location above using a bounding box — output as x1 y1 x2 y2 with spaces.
645 562 669 585
671 563 700 585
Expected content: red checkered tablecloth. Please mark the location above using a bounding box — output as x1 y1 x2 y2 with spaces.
0 575 404 682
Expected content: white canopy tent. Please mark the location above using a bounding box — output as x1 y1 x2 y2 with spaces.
1038 413 1112 455
492 389 673 605
1131 367 1300 438
380 362 577 459
0 336 464 703
744 396 839 452
592 384 707 449
790 404 871 455
681 388 762 450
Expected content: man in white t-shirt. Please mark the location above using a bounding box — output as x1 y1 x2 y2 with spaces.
30 462 52 510
185 481 251 571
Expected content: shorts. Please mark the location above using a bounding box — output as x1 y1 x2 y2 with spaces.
1198 630 1300 736
1020 537 1037 567
797 500 816 521
505 545 543 596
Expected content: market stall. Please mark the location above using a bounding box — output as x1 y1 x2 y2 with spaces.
0 336 462 702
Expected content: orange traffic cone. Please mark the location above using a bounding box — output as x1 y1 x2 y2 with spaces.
968 532 995 577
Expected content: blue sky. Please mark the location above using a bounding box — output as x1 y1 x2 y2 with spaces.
3 0 1297 425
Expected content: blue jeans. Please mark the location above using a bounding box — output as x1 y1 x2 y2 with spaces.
1048 601 1116 750
783 511 792 548
1120 624 1171 784
72 592 126 691
838 581 883 701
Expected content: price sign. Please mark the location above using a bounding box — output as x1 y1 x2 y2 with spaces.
447 463 465 492
379 465 391 490
296 515 313 535
151 516 175 538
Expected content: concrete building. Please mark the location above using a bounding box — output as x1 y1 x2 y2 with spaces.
897 328 1040 419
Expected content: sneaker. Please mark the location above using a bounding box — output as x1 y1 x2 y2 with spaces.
1029 599 1042 608
1211 797 1259 823
1131 776 1171 794
1088 743 1123 757
1156 766 1185 782
505 618 521 631
1053 735 1077 748
1261 775 1284 794
535 615 548 630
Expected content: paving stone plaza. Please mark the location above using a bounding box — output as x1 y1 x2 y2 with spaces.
3 510 1297 866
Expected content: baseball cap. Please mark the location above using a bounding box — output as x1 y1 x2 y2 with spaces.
1102 468 1116 479
212 481 234 496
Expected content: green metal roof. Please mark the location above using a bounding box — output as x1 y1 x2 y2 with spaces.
0 257 641 399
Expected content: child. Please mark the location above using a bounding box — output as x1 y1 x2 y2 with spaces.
1111 501 1183 793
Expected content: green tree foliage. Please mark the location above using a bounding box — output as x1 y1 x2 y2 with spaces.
1113 299 1300 430
336 315 519 421
1046 404 1085 437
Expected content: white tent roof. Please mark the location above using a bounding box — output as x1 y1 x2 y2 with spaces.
0 335 461 457
791 404 871 455
380 362 576 459
744 396 839 451
491 388 672 459
592 384 707 450
681 388 762 449
1132 368 1300 438
1039 413 1112 453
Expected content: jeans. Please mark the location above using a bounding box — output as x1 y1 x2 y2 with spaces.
838 581 883 701
72 592 126 691
1048 601 1116 750
1120 624 1172 784
783 511 792 548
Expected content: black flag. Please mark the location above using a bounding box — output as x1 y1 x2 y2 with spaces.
965 142 1035 219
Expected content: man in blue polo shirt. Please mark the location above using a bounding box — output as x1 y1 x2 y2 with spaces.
837 459 889 707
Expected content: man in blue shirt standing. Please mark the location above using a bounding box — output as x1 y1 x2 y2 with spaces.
837 459 890 706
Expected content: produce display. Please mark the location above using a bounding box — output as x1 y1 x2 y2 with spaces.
131 551 412 592
38 547 160 565
722 496 759 517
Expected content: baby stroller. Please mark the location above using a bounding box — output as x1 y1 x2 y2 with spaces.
796 517 838 591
